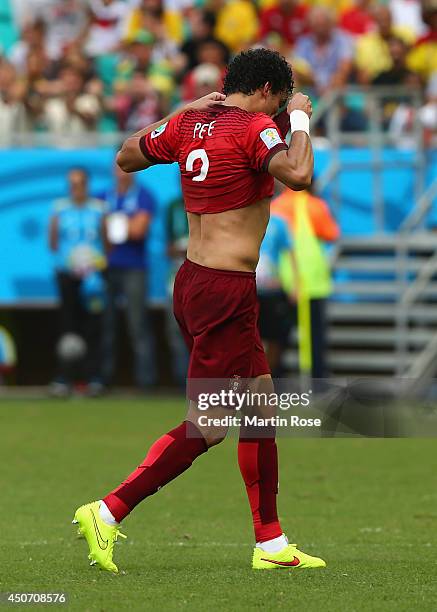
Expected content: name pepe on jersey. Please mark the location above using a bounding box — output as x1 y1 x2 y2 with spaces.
140 106 288 214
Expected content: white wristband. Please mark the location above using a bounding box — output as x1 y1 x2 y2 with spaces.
289 110 310 135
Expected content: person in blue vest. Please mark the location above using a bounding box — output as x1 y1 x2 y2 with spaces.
99 162 156 390
49 167 106 397
256 213 295 377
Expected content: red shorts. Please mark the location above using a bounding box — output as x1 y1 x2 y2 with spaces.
173 259 270 380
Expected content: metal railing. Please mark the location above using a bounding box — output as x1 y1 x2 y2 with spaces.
312 85 427 231
395 177 437 380
310 87 437 388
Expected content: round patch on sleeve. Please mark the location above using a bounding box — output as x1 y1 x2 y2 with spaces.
259 127 283 150
151 122 169 139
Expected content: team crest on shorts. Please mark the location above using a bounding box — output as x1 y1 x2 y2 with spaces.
229 375 242 392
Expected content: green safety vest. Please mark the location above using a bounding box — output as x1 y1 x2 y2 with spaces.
279 191 332 299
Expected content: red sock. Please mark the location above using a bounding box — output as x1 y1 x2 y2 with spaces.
238 437 283 543
103 421 208 522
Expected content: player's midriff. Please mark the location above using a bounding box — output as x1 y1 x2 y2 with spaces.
139 106 289 271
186 197 271 272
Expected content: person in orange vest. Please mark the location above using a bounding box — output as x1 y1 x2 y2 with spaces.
272 183 340 379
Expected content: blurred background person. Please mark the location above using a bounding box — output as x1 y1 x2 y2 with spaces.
272 185 340 380
213 0 259 53
256 214 295 377
293 6 354 97
10 1 86 62
339 0 375 37
99 162 156 391
407 0 437 83
181 61 223 104
419 70 437 145
0 59 28 144
48 168 106 397
109 30 172 130
84 0 130 57
43 65 103 136
178 8 218 72
259 0 309 51
166 194 190 387
8 19 48 74
355 4 416 84
390 0 426 38
372 36 422 130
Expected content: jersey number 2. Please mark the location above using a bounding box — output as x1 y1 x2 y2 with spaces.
186 149 209 182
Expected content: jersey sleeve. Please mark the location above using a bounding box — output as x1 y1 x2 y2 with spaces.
139 114 183 165
245 114 288 172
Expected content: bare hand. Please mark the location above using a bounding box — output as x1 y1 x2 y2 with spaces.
186 91 226 112
287 93 312 119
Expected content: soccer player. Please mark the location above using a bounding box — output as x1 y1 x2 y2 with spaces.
73 48 326 572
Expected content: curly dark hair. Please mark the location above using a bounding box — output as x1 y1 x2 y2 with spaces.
222 48 294 100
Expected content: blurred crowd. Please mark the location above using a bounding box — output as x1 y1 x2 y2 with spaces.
0 0 437 142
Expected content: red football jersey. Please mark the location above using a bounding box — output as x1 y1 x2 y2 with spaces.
139 106 288 214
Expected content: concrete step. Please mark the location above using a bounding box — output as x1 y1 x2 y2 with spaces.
327 302 437 323
335 257 425 273
283 349 409 372
327 327 430 347
339 233 437 252
327 350 409 372
333 281 437 298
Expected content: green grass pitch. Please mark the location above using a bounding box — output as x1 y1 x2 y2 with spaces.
1 397 436 611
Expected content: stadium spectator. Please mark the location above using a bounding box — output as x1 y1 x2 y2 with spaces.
10 1 86 60
180 37 228 101
256 214 295 377
373 36 422 129
304 0 351 11
390 0 426 38
419 70 437 143
115 28 174 94
0 60 28 144
43 66 102 136
355 4 416 83
407 0 437 82
181 62 223 103
8 19 47 75
294 6 354 96
84 0 130 57
124 0 185 46
48 168 106 397
272 185 340 380
259 0 309 48
114 70 163 131
213 0 259 52
339 0 375 36
100 163 156 390
373 35 421 86
178 9 217 71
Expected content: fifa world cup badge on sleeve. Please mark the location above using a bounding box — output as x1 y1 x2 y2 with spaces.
260 128 283 149
151 123 168 139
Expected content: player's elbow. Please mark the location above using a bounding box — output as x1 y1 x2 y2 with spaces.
116 140 139 173
286 170 312 191
116 149 134 173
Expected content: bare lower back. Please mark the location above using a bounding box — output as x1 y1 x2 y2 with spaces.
186 198 271 272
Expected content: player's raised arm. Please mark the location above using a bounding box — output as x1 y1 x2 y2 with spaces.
117 92 226 173
268 93 314 191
